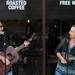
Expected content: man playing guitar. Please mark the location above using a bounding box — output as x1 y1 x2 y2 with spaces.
0 21 30 75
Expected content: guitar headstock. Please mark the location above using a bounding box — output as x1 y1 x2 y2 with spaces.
23 32 37 47
28 32 37 42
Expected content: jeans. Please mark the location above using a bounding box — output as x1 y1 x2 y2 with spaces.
6 71 12 75
55 70 63 75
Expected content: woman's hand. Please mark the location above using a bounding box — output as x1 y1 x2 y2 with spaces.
56 52 67 64
60 57 67 64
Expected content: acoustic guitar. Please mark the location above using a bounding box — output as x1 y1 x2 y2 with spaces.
0 33 36 75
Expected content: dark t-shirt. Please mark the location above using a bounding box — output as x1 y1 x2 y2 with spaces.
55 37 69 53
0 31 10 51
55 37 75 55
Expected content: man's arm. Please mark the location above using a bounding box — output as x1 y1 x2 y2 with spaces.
24 41 30 47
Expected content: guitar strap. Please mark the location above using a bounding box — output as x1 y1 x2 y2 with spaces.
62 38 69 53
61 38 70 75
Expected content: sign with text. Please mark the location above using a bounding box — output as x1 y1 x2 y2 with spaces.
6 0 27 10
60 0 75 5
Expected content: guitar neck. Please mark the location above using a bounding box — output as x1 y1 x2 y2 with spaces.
15 33 35 52
15 43 25 52
28 38 32 42
15 37 33 52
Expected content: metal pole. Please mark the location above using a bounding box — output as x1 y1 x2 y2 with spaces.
42 0 46 74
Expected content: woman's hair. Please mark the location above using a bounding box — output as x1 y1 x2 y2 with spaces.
0 21 6 31
72 25 75 27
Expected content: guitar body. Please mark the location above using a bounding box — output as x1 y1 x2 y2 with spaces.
0 46 19 75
